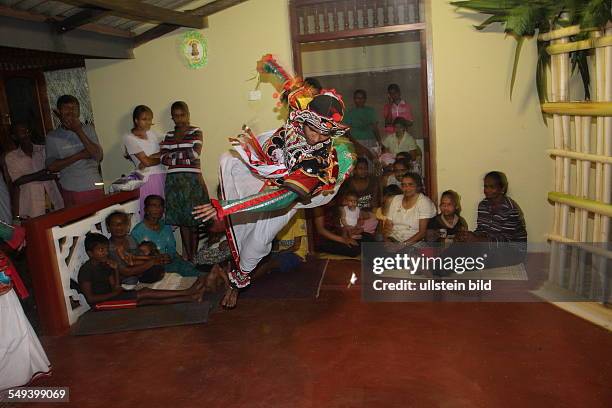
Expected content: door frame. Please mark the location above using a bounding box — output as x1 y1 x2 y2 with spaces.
0 69 54 146
288 0 437 198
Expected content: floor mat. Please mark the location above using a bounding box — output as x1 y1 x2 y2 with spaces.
70 301 212 336
240 259 328 300
135 273 197 291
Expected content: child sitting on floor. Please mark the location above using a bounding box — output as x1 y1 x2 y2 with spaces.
340 191 364 239
427 190 467 244
78 233 207 310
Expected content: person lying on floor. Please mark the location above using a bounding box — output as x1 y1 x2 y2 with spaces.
106 211 169 286
78 233 216 310
131 195 202 277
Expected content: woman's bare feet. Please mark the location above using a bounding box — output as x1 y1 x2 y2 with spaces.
205 264 226 291
187 274 207 294
190 284 207 303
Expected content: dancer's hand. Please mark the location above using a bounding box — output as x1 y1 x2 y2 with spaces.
193 204 218 222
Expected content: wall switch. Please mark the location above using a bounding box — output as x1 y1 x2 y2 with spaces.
249 90 262 100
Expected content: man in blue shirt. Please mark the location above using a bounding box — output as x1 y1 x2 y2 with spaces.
45 95 104 207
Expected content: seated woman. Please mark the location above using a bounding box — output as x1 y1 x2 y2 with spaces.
131 195 201 277
455 171 527 267
383 172 437 247
106 211 169 286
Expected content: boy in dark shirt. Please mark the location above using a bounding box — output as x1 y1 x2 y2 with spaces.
78 233 208 310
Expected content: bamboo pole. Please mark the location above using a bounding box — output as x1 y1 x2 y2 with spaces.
600 27 611 303
538 25 581 41
548 192 612 217
548 234 612 260
549 44 562 284
541 102 612 116
578 117 591 296
546 149 612 164
594 31 605 244
546 35 612 55
570 116 583 290
559 37 571 287
602 27 611 242
581 117 591 241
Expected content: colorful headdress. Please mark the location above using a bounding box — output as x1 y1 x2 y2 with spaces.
290 90 348 137
256 54 317 111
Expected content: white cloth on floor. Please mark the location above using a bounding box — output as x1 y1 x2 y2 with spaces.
0 289 51 390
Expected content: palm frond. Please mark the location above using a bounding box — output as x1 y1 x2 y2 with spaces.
452 0 610 106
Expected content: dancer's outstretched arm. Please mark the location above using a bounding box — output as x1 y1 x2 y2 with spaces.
193 187 299 222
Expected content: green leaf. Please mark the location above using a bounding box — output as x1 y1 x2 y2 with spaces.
505 4 538 36
473 14 508 30
509 35 524 100
580 0 612 29
450 0 518 15
571 50 591 100
536 42 550 104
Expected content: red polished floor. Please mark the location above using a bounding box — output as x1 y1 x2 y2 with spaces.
27 260 612 408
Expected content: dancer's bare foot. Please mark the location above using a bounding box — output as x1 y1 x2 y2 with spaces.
221 287 239 309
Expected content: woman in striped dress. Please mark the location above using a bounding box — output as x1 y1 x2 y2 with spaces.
455 171 527 268
160 101 209 261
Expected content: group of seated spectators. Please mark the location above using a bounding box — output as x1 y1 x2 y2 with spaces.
315 160 527 270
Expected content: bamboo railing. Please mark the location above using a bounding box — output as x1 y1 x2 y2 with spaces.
540 25 611 304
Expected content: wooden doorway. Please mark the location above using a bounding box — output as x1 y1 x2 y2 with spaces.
289 0 435 196
0 71 53 152
0 46 86 153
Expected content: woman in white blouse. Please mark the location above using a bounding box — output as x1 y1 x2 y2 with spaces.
123 105 166 218
383 172 436 245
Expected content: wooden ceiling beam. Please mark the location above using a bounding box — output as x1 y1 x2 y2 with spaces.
59 0 208 28
55 7 110 34
134 0 249 47
0 4 133 38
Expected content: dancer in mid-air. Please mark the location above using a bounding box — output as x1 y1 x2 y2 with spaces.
193 56 355 308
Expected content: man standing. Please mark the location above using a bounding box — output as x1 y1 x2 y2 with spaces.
343 89 381 159
46 95 104 207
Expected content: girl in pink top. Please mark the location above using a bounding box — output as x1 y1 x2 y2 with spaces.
383 83 413 134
